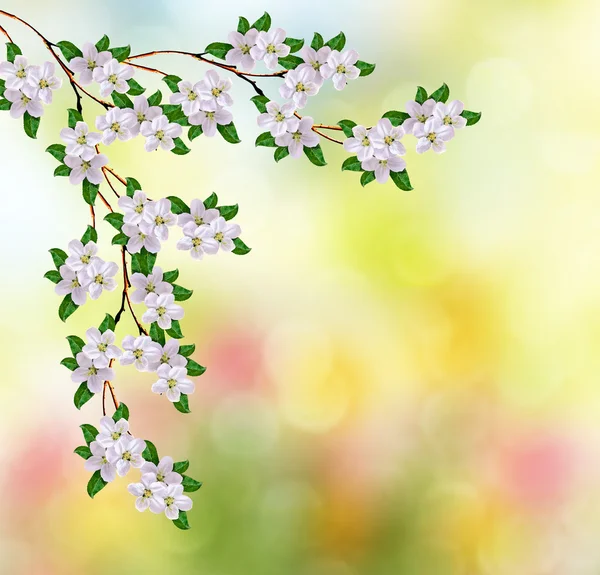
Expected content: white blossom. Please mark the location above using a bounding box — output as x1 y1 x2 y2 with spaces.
257 101 296 137
64 153 108 186
434 100 467 130
107 437 146 477
118 190 149 225
342 125 375 162
0 55 32 90
402 99 436 135
152 364 194 403
82 327 122 368
85 441 117 482
4 87 43 119
275 116 319 158
141 199 176 241
95 107 137 145
66 239 99 272
169 80 202 117
120 335 161 371
69 43 111 86
177 199 219 229
250 28 290 70
71 352 115 393
142 293 184 330
81 259 118 300
122 223 161 254
279 67 319 109
161 484 193 520
177 222 219 260
127 473 167 513
55 264 87 305
208 216 242 252
414 117 455 154
122 95 162 136
140 115 182 152
141 456 183 486
226 30 259 71
320 49 360 90
297 46 332 87
60 122 102 160
96 416 129 449
370 118 406 159
197 70 233 108
361 155 407 184
26 62 62 104
147 339 187 372
130 267 173 304
188 100 232 137
92 58 135 97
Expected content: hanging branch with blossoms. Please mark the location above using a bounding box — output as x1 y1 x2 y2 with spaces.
0 9 480 530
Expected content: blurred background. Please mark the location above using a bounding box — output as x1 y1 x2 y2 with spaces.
1 0 599 573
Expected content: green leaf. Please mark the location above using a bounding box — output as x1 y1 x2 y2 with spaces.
127 79 146 96
59 295 79 322
217 122 241 144
310 33 324 51
166 320 184 339
131 248 156 275
0 98 10 111
112 402 130 422
173 460 189 474
67 108 83 129
360 171 376 187
250 95 269 113
304 144 327 167
256 132 277 147
142 440 159 465
60 357 78 371
95 35 110 52
82 180 99 205
109 45 131 62
74 382 94 409
284 37 304 53
46 143 67 162
56 40 82 61
415 86 428 105
162 75 182 93
104 212 124 231
204 193 218 209
23 112 40 139
186 358 206 377
172 510 190 530
80 424 99 446
67 335 85 356
179 344 195 357
74 445 92 459
44 270 62 284
237 16 250 34
430 83 449 103
162 269 179 283
149 323 166 346
218 204 238 221
147 89 162 107
173 394 191 414
232 237 251 255
251 12 271 32
87 470 107 499
6 42 22 63
325 32 346 51
126 177 142 198
111 232 128 246
274 146 289 162
461 110 482 126
49 248 68 269
188 125 203 141
277 55 303 70
390 170 413 191
204 42 234 60
382 110 410 127
356 60 376 77
181 475 203 492
171 137 191 155
54 164 71 177
167 196 190 215
112 91 134 109
337 119 357 138
81 225 98 245
99 313 116 333
341 156 362 172
172 284 193 301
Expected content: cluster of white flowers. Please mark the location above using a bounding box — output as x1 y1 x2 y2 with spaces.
0 55 62 119
71 327 120 393
55 239 118 306
60 121 108 185
170 71 233 137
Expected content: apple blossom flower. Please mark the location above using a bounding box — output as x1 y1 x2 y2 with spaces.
161 483 193 520
141 199 176 241
4 87 43 119
342 125 375 162
66 239 99 272
96 416 129 449
320 49 360 90
107 437 146 477
55 264 87 305
297 46 332 87
151 364 194 403
177 199 219 229
130 267 173 304
402 99 436 135
95 107 137 145
141 456 183 486
197 70 233 107
188 100 232 137
82 259 118 300
414 117 455 154
121 95 162 136
140 115 182 152
434 100 467 130
169 81 202 117
250 28 290 70
127 473 167 513
120 335 161 371
279 67 319 109
370 118 406 159
257 101 296 137
122 223 161 254
0 55 32 90
208 216 242 252
361 155 407 184
85 441 117 482
82 327 122 368
60 122 102 160
71 352 115 393
64 153 108 186
26 62 62 104
142 293 184 330
69 43 111 86
118 190 149 225
177 222 219 260
147 339 187 371
92 58 135 97
226 29 259 71
275 116 319 158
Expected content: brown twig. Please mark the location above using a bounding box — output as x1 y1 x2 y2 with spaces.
0 23 12 42
102 359 119 416
89 204 96 228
